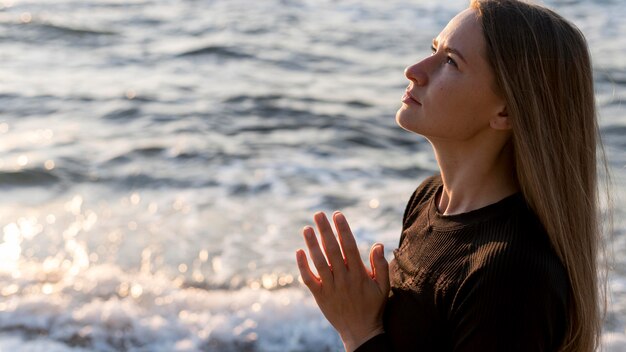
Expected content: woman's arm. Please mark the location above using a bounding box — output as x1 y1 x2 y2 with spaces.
296 211 390 352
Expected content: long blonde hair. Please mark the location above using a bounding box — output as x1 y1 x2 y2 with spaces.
471 0 607 351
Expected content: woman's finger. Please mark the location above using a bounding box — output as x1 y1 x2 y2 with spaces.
333 212 366 275
370 244 390 294
302 226 334 283
314 212 348 276
296 249 321 293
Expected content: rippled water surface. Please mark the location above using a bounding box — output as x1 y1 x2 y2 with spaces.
0 0 625 350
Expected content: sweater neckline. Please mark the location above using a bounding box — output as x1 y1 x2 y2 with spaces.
427 183 524 230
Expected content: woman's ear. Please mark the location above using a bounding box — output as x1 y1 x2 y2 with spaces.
490 106 512 130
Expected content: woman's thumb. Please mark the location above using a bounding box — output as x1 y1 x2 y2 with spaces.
370 244 390 294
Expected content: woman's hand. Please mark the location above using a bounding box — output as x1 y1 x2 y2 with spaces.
296 211 390 352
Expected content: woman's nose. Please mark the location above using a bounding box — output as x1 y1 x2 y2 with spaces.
404 62 428 86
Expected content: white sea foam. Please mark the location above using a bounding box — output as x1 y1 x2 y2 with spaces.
2 262 626 351
0 261 341 351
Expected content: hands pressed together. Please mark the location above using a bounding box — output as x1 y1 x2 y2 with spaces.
296 211 390 352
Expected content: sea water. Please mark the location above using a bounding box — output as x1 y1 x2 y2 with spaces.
0 0 624 350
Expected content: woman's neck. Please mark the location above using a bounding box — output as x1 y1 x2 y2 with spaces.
430 138 519 215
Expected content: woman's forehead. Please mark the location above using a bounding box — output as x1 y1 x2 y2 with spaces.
435 8 486 64
436 8 480 44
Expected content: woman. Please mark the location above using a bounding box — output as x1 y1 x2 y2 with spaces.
296 0 605 351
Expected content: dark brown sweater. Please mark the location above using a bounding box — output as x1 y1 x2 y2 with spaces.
356 175 569 352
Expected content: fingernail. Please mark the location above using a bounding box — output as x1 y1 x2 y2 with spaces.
377 244 384 256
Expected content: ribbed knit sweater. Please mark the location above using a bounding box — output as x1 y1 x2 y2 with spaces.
356 175 569 352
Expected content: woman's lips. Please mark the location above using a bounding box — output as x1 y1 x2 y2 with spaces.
402 91 421 105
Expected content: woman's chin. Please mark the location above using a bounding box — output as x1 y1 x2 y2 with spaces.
395 111 419 133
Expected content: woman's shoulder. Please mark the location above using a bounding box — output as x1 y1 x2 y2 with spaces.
473 203 564 265
449 224 570 351
402 174 442 226
467 208 569 295
415 173 443 197
453 213 570 313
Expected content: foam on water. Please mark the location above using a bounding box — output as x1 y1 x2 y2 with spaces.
0 261 340 351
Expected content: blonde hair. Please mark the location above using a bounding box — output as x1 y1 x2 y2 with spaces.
470 0 607 351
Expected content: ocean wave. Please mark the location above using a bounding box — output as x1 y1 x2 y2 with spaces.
95 173 219 190
177 46 255 60
101 107 143 121
602 125 626 148
1 260 625 352
0 20 118 48
0 262 340 352
223 93 374 108
0 169 60 187
36 23 118 37
596 68 626 86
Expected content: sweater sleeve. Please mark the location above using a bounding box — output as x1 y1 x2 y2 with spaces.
353 333 393 352
449 256 569 352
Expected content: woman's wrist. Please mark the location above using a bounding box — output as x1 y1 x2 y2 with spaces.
341 327 385 352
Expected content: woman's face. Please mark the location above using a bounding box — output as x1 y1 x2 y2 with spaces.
396 8 506 143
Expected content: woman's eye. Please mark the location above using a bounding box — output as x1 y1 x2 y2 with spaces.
446 56 458 67
431 44 458 67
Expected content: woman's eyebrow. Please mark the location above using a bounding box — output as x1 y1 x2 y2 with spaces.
432 38 467 64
